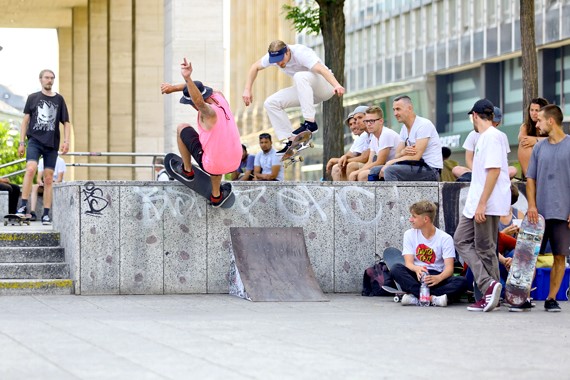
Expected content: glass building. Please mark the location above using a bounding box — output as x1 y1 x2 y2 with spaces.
293 0 570 178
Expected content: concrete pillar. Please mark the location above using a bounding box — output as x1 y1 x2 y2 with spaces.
134 0 164 180
109 0 134 180
58 26 74 180
72 7 90 180
88 0 109 180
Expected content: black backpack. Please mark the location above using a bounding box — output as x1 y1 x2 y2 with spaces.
361 259 396 296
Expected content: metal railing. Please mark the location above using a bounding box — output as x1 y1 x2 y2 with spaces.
1 152 166 180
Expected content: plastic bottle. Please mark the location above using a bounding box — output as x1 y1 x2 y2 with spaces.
419 272 430 306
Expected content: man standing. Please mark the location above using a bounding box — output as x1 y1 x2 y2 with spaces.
243 40 345 154
527 104 570 312
160 59 242 207
378 95 442 181
17 69 71 225
453 99 511 312
253 133 284 181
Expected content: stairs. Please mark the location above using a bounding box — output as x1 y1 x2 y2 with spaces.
0 231 74 295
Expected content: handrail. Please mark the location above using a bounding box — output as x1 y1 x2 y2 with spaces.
0 158 26 170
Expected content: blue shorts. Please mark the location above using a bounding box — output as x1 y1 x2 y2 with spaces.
26 137 58 170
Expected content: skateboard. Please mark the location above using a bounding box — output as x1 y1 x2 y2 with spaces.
164 153 235 209
505 214 545 307
281 131 314 168
4 214 31 226
382 247 406 302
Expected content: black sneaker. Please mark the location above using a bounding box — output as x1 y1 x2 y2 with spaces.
544 298 561 312
171 160 195 182
210 183 233 208
16 205 27 217
276 141 292 156
42 214 52 226
292 120 318 135
509 299 533 312
30 211 37 222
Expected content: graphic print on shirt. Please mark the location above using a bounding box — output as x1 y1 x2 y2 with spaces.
416 243 435 264
35 100 58 131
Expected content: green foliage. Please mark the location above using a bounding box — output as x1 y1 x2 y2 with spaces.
0 120 24 184
282 3 321 35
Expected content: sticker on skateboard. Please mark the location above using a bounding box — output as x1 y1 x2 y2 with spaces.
505 214 545 307
281 131 314 168
4 214 31 226
164 153 235 209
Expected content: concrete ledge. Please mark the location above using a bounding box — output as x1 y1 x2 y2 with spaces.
0 279 74 295
0 191 8 216
53 180 460 295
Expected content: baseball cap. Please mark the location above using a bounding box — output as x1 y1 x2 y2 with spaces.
493 106 502 123
344 112 355 126
179 81 213 106
351 105 370 115
468 99 494 115
268 46 288 64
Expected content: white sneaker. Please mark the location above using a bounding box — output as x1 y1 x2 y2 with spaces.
42 215 52 225
401 294 419 306
431 294 448 307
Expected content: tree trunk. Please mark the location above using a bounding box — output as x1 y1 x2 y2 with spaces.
520 0 538 116
316 0 345 180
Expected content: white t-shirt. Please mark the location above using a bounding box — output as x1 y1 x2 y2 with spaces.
38 157 66 182
463 130 511 153
402 228 455 273
398 116 443 169
254 148 284 181
369 127 400 161
260 44 323 77
463 126 511 218
349 132 369 154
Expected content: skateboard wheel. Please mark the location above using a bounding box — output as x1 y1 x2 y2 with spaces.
3 221 7 226
308 142 314 148
292 149 298 155
298 156 304 162
394 296 400 303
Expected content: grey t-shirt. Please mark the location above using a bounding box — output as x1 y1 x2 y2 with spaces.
526 135 570 220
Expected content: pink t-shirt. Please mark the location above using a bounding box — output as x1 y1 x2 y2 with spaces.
197 92 242 175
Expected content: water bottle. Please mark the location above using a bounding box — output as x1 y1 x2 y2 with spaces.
419 272 430 306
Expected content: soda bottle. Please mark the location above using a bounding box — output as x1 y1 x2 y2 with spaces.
419 272 430 306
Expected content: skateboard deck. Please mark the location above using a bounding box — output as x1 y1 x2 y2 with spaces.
505 214 545 307
382 247 406 301
4 214 31 226
164 153 235 209
281 131 314 168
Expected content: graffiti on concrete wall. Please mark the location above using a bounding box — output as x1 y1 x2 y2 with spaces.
82 182 109 217
133 186 202 222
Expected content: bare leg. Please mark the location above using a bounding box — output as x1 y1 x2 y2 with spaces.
42 169 54 209
30 184 40 212
210 175 222 197
331 164 347 181
547 255 567 300
20 161 38 200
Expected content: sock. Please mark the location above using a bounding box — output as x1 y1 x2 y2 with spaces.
20 199 28 208
210 193 222 202
43 208 50 217
183 167 194 176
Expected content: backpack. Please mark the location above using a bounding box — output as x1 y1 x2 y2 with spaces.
361 259 396 296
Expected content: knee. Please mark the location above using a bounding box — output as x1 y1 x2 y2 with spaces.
263 95 280 111
331 164 340 178
391 263 406 274
43 177 53 186
177 123 191 136
25 163 37 177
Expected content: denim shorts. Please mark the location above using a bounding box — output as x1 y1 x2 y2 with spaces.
26 137 58 169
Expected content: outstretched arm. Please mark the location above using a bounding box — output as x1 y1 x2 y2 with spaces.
160 83 185 94
181 58 217 130
243 60 265 106
311 62 345 96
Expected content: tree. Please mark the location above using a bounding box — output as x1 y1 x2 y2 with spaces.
520 0 538 116
0 120 24 184
284 0 345 179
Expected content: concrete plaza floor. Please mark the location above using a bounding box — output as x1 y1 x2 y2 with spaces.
0 294 568 379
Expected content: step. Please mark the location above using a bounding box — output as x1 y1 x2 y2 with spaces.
0 263 70 279
0 279 74 295
0 247 65 263
0 232 60 247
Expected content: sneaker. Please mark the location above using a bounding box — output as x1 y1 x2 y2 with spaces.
431 294 448 307
41 215 52 225
292 120 318 135
401 293 419 306
30 211 37 222
509 299 533 312
467 298 486 312
171 160 194 182
544 298 561 312
276 141 292 156
482 280 502 312
210 183 233 208
16 205 27 216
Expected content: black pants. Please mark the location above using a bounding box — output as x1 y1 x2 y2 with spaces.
0 182 21 214
390 263 468 301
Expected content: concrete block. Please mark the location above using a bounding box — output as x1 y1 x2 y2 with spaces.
0 191 8 216
121 185 164 294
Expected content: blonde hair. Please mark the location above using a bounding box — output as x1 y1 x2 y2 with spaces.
409 201 437 222
268 40 287 52
366 106 384 119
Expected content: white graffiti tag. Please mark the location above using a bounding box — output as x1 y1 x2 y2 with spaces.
336 186 383 225
133 186 202 222
277 186 333 224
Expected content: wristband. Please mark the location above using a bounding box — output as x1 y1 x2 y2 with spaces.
19 141 25 146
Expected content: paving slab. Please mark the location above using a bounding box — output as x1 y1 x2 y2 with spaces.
0 294 568 379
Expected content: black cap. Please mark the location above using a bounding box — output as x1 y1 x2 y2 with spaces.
180 81 213 106
468 99 494 115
